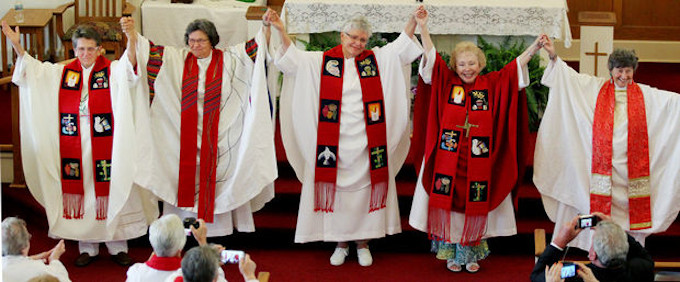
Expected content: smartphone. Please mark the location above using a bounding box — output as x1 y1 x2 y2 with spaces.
578 215 598 229
560 262 578 279
221 250 245 264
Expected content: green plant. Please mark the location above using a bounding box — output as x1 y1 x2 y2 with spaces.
477 36 548 132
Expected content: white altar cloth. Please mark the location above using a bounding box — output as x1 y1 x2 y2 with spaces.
283 0 572 47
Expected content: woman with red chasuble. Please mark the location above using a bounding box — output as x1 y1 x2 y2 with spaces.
268 8 423 266
408 9 544 273
534 38 680 252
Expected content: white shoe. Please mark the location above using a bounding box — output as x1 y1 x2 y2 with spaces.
330 247 349 266
357 247 373 267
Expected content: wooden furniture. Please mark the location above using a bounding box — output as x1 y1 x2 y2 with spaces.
567 0 680 40
0 74 26 188
53 0 135 60
257 272 270 282
1 8 55 78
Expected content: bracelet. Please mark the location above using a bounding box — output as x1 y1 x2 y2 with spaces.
263 23 271 27
549 54 557 61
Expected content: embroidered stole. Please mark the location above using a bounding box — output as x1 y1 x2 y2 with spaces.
591 80 652 230
426 76 493 245
314 45 389 213
145 254 182 271
177 50 224 223
59 55 114 220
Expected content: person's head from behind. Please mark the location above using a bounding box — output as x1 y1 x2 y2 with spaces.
2 217 31 256
181 245 220 282
588 220 628 268
340 16 372 58
71 26 102 69
608 48 638 88
450 41 487 84
184 19 219 59
149 214 187 258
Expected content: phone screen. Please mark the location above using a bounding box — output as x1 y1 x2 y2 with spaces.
560 264 577 279
221 250 245 264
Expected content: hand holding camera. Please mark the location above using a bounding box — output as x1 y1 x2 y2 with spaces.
183 217 208 246
578 214 599 229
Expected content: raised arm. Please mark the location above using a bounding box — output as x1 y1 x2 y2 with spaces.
404 7 418 38
2 21 25 57
517 34 545 67
265 9 292 53
121 16 137 67
542 34 557 62
262 8 272 47
415 6 431 55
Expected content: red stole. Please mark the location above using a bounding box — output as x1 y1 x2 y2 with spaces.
145 254 182 271
58 55 113 220
591 80 651 230
413 53 526 244
314 45 389 213
177 50 224 223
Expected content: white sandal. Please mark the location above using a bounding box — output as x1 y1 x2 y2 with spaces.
446 259 462 272
465 262 480 273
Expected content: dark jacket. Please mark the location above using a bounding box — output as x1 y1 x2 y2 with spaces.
530 235 654 282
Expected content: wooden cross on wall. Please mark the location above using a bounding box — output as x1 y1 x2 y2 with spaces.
585 42 608 76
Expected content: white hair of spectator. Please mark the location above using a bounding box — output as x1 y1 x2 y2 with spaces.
593 220 629 268
2 217 30 256
181 246 219 282
149 214 187 257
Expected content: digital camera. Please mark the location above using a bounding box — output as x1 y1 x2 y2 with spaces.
578 215 598 229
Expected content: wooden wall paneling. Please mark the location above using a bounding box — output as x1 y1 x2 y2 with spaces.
567 0 680 40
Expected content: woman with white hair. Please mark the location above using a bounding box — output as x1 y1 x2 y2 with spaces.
267 6 424 266
2 217 70 282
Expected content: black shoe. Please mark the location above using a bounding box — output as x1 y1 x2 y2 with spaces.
111 252 133 266
74 253 97 267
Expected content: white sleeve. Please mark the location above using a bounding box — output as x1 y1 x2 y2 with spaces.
418 47 436 85
516 57 530 89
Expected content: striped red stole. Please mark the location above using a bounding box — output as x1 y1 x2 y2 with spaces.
58 55 113 220
314 45 389 213
177 50 224 223
591 80 651 230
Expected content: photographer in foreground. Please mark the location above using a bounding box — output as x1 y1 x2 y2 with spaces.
530 212 654 282
126 215 212 281
166 245 259 282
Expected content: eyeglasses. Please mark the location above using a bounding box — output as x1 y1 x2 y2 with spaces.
343 32 368 45
75 46 100 53
188 38 210 45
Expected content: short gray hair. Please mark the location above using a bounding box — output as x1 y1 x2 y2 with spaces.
181 246 219 282
608 48 638 71
71 25 102 48
342 16 372 38
2 217 30 256
592 220 629 268
184 19 220 48
149 214 187 257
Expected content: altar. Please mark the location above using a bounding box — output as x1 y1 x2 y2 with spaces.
282 0 572 47
141 0 266 48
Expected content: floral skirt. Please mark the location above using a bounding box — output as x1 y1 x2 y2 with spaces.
431 239 490 265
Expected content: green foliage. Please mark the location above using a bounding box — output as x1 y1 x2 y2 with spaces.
477 36 548 132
